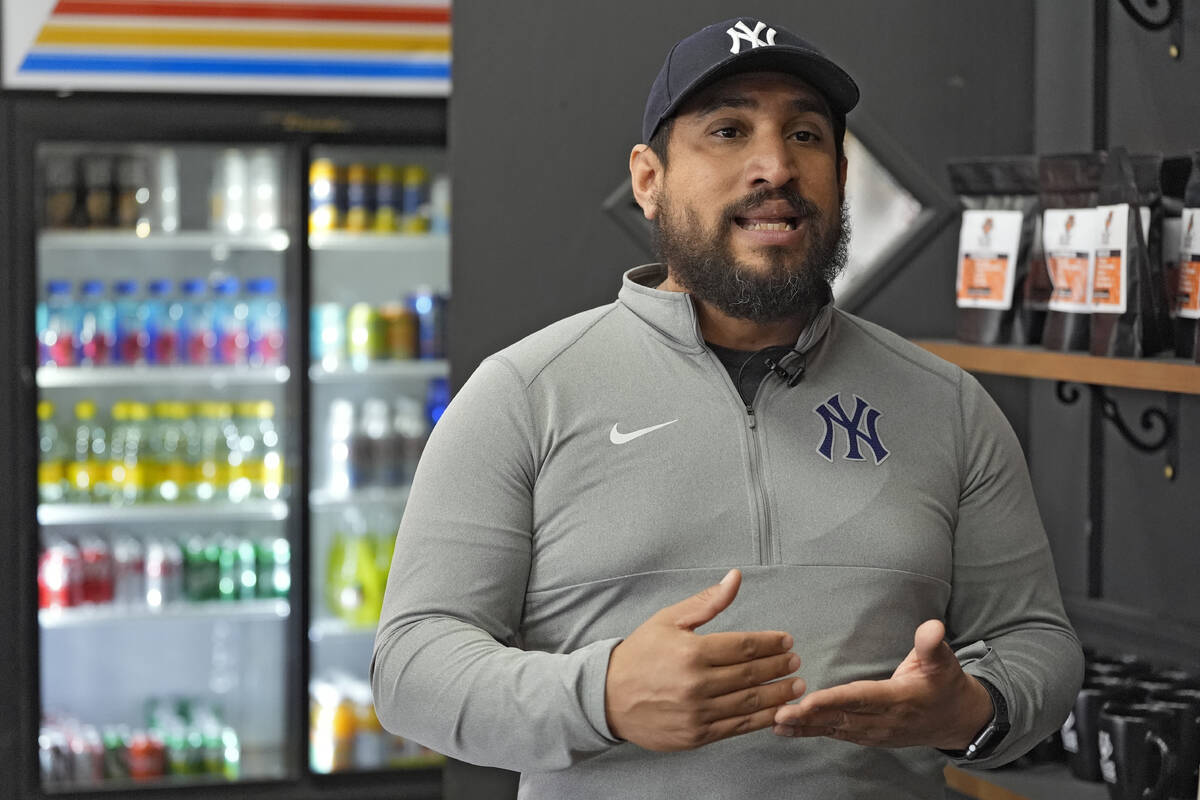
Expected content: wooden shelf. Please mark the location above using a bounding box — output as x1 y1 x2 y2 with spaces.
913 340 1200 396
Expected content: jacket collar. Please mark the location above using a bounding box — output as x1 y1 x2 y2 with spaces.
617 263 834 356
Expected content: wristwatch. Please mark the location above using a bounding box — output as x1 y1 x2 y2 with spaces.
962 677 1010 761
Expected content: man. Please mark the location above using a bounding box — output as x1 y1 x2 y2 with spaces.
372 17 1083 798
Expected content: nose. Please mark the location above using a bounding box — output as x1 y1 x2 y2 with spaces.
743 135 795 189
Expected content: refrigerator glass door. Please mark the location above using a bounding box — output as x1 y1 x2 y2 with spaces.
35 142 295 790
306 145 448 775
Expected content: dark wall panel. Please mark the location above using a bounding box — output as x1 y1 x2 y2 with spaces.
449 1 1036 385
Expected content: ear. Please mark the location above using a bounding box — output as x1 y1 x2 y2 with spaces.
837 154 848 197
629 144 663 220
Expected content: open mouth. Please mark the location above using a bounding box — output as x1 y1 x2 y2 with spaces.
735 217 798 232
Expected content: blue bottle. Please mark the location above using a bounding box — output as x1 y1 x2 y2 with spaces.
144 279 179 365
245 277 285 367
113 280 148 365
41 280 77 367
212 277 248 365
77 280 116 366
179 278 213 365
425 376 450 427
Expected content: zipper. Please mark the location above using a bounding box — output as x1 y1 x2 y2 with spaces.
706 350 774 566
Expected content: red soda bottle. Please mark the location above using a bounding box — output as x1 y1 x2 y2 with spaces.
78 534 114 604
39 536 83 609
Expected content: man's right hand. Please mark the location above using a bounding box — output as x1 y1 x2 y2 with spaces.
604 568 805 751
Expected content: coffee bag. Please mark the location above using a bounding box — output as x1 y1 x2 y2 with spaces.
1041 153 1105 352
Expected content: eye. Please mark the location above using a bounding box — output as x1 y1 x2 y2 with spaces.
790 130 819 142
711 126 740 139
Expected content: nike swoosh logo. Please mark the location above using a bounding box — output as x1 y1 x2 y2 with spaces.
609 419 679 445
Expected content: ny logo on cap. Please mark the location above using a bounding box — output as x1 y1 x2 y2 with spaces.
726 20 777 54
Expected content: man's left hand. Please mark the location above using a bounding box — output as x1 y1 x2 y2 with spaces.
772 619 994 750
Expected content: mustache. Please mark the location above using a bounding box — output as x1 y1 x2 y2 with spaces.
724 186 820 221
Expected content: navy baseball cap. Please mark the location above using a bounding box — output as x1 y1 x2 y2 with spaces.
642 18 860 144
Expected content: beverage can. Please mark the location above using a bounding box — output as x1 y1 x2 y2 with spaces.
111 535 146 606
346 303 381 371
311 303 346 370
309 679 354 773
183 534 221 602
400 164 431 234
393 396 430 485
309 158 340 234
408 289 446 360
248 148 280 232
379 302 417 360
373 164 400 233
255 533 291 599
157 148 180 234
43 155 79 228
430 173 451 234
127 731 165 780
101 725 131 779
78 534 115 604
81 156 115 228
426 377 450 427
344 163 373 232
115 155 152 235
39 537 83 610
145 537 183 609
212 148 248 235
218 535 257 601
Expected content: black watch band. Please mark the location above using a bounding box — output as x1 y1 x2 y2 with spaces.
962 677 1010 761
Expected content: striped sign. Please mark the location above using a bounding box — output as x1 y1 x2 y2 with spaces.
3 0 451 95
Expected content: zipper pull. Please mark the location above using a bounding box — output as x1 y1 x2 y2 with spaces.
746 405 757 429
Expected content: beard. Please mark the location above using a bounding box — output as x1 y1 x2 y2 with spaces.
651 185 850 324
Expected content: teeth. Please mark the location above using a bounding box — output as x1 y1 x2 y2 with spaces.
742 220 796 232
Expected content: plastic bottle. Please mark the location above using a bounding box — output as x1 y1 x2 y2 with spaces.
193 402 233 502
245 278 285 367
392 396 430 485
37 400 69 504
355 398 391 487
326 399 355 497
68 400 109 502
309 679 354 774
148 401 188 503
179 278 214 365
144 279 179 365
120 401 150 504
236 400 283 501
107 401 131 505
76 280 115 366
113 280 148 365
211 278 249 365
255 529 290 599
41 280 77 367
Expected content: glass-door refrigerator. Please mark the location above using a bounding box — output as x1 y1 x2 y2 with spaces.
10 94 447 800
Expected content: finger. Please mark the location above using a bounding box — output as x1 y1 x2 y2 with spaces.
667 569 741 631
698 629 795 666
774 680 896 724
701 652 802 697
913 619 959 675
700 678 807 726
696 703 787 746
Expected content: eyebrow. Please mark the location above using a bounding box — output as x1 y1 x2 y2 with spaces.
695 95 833 122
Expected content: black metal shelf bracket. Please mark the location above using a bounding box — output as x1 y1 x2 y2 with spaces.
1054 381 1181 599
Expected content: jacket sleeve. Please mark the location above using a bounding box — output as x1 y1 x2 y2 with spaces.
370 357 622 772
943 371 1085 769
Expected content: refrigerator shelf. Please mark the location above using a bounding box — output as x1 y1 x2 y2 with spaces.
39 598 290 629
308 360 447 383
309 487 411 508
37 364 291 388
38 500 289 526
38 229 291 252
308 231 448 254
307 617 376 642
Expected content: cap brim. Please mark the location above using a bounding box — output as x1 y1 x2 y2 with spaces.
662 46 859 126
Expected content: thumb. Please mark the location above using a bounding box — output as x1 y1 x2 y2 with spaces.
913 619 957 672
669 568 741 631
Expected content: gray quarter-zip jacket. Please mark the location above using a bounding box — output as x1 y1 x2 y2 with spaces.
371 264 1084 799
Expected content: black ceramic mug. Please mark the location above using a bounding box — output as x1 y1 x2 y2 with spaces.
1065 677 1143 782
1098 702 1177 800
1145 689 1200 800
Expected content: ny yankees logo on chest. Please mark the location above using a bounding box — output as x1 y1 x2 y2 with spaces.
813 393 889 465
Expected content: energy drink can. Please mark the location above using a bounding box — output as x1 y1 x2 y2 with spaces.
400 165 431 234
379 302 417 360
347 303 382 370
311 303 346 370
408 290 445 360
373 164 400 233
344 163 373 232
309 158 340 234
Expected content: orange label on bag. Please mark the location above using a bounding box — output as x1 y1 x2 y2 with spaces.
1092 251 1123 310
1180 259 1200 318
1043 208 1098 312
1047 254 1091 305
957 255 1010 304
